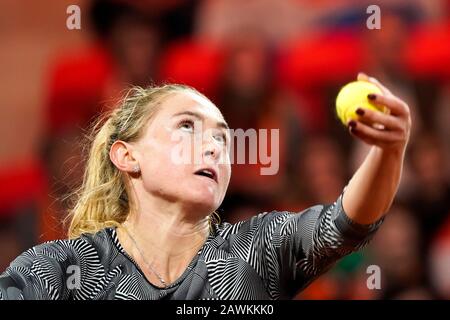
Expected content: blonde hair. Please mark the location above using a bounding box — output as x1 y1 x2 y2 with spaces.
67 84 221 239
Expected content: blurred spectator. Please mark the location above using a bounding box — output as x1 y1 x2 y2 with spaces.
42 0 165 239
93 0 199 43
89 0 163 87
429 214 450 299
195 0 305 44
370 203 433 299
295 135 347 205
407 133 450 287
217 32 302 222
435 83 450 162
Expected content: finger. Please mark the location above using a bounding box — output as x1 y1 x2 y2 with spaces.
349 127 376 146
357 72 370 81
367 93 409 117
355 107 404 131
348 120 403 143
356 72 391 95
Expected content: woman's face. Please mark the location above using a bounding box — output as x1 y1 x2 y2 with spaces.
133 90 231 216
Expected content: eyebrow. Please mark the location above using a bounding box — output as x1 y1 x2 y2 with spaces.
172 110 229 130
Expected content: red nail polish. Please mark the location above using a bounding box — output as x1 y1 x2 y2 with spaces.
356 108 365 116
348 120 357 128
368 94 376 100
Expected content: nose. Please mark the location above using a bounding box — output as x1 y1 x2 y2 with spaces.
202 132 222 162
203 142 220 161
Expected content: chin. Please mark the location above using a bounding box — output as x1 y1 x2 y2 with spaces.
184 193 221 214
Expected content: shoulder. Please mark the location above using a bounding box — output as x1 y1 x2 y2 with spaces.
0 228 120 300
7 228 115 272
212 210 298 240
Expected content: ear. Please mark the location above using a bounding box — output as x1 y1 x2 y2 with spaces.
109 140 139 173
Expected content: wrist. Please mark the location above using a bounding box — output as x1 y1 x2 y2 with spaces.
376 143 406 158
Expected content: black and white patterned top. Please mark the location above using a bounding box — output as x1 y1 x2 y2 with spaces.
0 195 383 300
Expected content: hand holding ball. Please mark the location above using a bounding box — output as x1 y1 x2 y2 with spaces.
335 81 386 125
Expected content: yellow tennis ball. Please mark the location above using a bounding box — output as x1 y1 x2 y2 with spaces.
336 80 384 125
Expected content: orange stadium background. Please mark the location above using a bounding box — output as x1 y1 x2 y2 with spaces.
0 0 449 300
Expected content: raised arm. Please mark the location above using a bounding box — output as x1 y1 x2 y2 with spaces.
343 73 412 225
250 75 410 298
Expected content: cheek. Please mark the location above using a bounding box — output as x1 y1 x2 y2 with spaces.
220 164 232 189
163 132 201 166
140 140 188 183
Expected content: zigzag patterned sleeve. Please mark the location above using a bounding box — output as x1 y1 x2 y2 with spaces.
0 238 104 300
254 193 384 299
0 240 80 300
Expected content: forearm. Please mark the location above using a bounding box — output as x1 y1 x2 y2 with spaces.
342 145 405 225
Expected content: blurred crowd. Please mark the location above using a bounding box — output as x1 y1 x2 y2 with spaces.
0 0 449 299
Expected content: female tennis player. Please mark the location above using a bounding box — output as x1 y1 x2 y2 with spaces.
0 73 411 299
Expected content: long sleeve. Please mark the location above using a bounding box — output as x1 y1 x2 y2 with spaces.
0 237 106 300
0 241 72 300
235 193 384 299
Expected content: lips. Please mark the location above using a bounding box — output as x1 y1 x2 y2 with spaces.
194 167 218 183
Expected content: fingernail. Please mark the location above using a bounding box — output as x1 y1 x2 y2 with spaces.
356 108 365 116
368 93 376 100
348 120 357 128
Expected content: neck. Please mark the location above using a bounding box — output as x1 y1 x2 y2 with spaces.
117 197 211 286
124 208 210 258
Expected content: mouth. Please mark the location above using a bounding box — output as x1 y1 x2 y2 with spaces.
194 167 218 183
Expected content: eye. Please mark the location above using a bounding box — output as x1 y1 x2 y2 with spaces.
178 119 194 132
213 131 227 145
